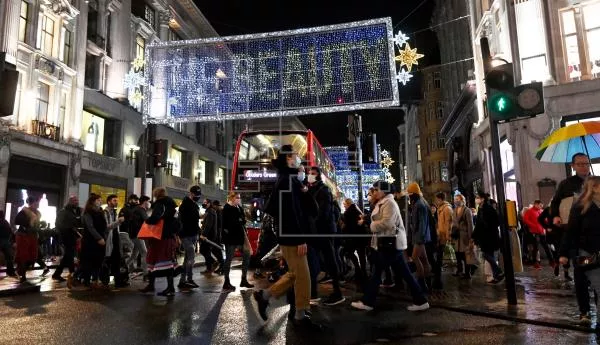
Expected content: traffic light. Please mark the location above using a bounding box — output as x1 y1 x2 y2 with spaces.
486 63 544 123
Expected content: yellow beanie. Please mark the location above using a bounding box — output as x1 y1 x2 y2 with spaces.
407 182 421 195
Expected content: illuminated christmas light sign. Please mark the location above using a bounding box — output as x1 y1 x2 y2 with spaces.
143 18 399 124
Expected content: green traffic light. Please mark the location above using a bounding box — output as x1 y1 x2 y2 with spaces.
490 94 512 114
497 97 507 111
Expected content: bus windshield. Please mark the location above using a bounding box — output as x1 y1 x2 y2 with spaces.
236 132 308 163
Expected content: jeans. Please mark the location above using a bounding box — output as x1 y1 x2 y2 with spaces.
128 238 148 274
362 248 427 307
532 234 554 264
223 244 250 284
0 239 15 275
179 236 197 283
482 250 503 279
411 244 431 279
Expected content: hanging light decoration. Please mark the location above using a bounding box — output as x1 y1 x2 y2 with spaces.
393 30 424 87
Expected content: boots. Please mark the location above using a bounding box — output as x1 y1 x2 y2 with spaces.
240 279 254 288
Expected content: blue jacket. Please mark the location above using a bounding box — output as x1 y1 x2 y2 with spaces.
410 197 431 245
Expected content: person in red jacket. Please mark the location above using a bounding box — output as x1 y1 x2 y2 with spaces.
523 200 554 270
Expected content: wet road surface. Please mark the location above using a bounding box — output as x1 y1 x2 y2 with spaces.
0 267 598 345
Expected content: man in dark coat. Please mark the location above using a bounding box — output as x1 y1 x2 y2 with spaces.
52 196 82 282
177 186 202 289
199 199 224 274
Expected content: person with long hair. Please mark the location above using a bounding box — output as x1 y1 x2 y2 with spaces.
221 191 253 291
452 193 474 279
14 195 45 283
139 187 180 297
80 194 107 288
560 176 600 325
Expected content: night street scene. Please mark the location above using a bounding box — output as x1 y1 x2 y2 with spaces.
2 0 600 344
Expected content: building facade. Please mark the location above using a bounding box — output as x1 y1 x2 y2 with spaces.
397 104 422 192
0 0 238 225
418 65 451 202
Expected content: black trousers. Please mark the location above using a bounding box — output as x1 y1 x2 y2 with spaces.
54 240 76 276
341 241 368 286
200 241 224 270
310 238 342 296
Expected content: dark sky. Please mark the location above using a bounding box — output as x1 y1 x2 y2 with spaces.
196 0 440 179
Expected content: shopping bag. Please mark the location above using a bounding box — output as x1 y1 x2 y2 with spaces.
138 220 164 240
443 243 456 265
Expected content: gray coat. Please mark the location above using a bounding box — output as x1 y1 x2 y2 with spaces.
453 206 473 252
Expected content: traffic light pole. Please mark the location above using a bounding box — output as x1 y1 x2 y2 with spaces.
355 114 364 211
481 37 518 306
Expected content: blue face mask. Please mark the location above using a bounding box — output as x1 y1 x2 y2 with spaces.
297 171 305 181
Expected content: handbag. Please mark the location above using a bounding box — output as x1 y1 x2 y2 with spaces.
576 253 600 271
138 219 164 240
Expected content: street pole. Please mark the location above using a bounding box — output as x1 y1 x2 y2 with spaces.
481 37 518 305
355 114 364 211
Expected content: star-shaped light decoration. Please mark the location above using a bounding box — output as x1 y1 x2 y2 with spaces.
395 69 413 86
382 156 395 168
393 30 409 48
386 175 396 184
132 56 145 70
395 43 424 72
380 150 390 157
123 70 144 90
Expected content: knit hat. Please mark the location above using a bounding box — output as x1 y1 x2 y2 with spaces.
406 182 421 195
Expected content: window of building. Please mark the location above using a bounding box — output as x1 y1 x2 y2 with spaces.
429 164 439 183
57 92 67 127
440 161 449 182
216 167 225 189
19 1 28 42
515 0 549 83
438 134 446 149
416 144 422 162
12 73 23 123
136 35 145 60
36 82 50 122
169 122 182 133
427 102 435 122
39 15 55 56
82 110 105 154
144 5 156 30
436 101 444 119
60 26 72 66
196 159 206 184
429 134 438 152
583 2 600 78
433 71 441 89
169 147 182 177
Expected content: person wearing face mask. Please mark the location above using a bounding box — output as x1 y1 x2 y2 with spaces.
176 185 203 290
221 192 254 291
306 166 345 306
254 145 321 329
80 194 107 288
471 191 504 284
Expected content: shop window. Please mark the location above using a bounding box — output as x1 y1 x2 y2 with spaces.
19 1 29 42
60 26 72 66
82 111 105 154
196 159 206 184
169 147 182 177
38 14 55 56
90 184 126 209
216 167 226 189
36 82 50 122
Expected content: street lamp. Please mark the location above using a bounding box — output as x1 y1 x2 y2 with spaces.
126 144 140 165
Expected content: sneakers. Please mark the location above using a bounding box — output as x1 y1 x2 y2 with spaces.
291 316 324 331
52 275 67 282
310 297 322 304
407 302 430 312
157 288 175 297
579 313 592 325
178 282 195 290
253 290 269 321
240 280 254 288
351 301 374 311
322 294 345 306
41 268 50 277
186 280 200 288
222 282 236 292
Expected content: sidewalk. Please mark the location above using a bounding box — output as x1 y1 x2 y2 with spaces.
0 253 207 297
375 264 591 332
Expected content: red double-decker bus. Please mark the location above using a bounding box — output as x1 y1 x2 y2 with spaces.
231 130 339 254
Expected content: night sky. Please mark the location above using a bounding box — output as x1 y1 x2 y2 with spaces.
196 0 441 181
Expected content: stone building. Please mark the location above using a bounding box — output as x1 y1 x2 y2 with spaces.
397 104 422 192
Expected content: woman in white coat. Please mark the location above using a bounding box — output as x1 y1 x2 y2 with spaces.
351 181 429 312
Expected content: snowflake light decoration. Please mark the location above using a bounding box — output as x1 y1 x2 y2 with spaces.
123 70 144 90
132 56 145 70
130 89 144 108
380 149 396 184
395 69 413 86
393 30 424 87
123 57 146 111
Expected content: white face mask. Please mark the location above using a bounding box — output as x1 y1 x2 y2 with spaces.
295 156 302 168
307 174 317 184
297 171 305 181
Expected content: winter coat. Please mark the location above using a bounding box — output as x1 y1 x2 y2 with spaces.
410 197 431 245
370 194 407 251
561 201 600 258
56 204 82 245
15 207 41 235
472 201 500 252
221 203 246 246
308 181 336 234
178 197 201 238
264 166 310 246
146 196 180 239
436 202 453 245
452 206 473 252
201 207 220 242
523 207 544 235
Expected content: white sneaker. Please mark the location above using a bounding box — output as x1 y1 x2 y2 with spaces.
351 301 374 311
310 297 321 304
407 302 430 312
